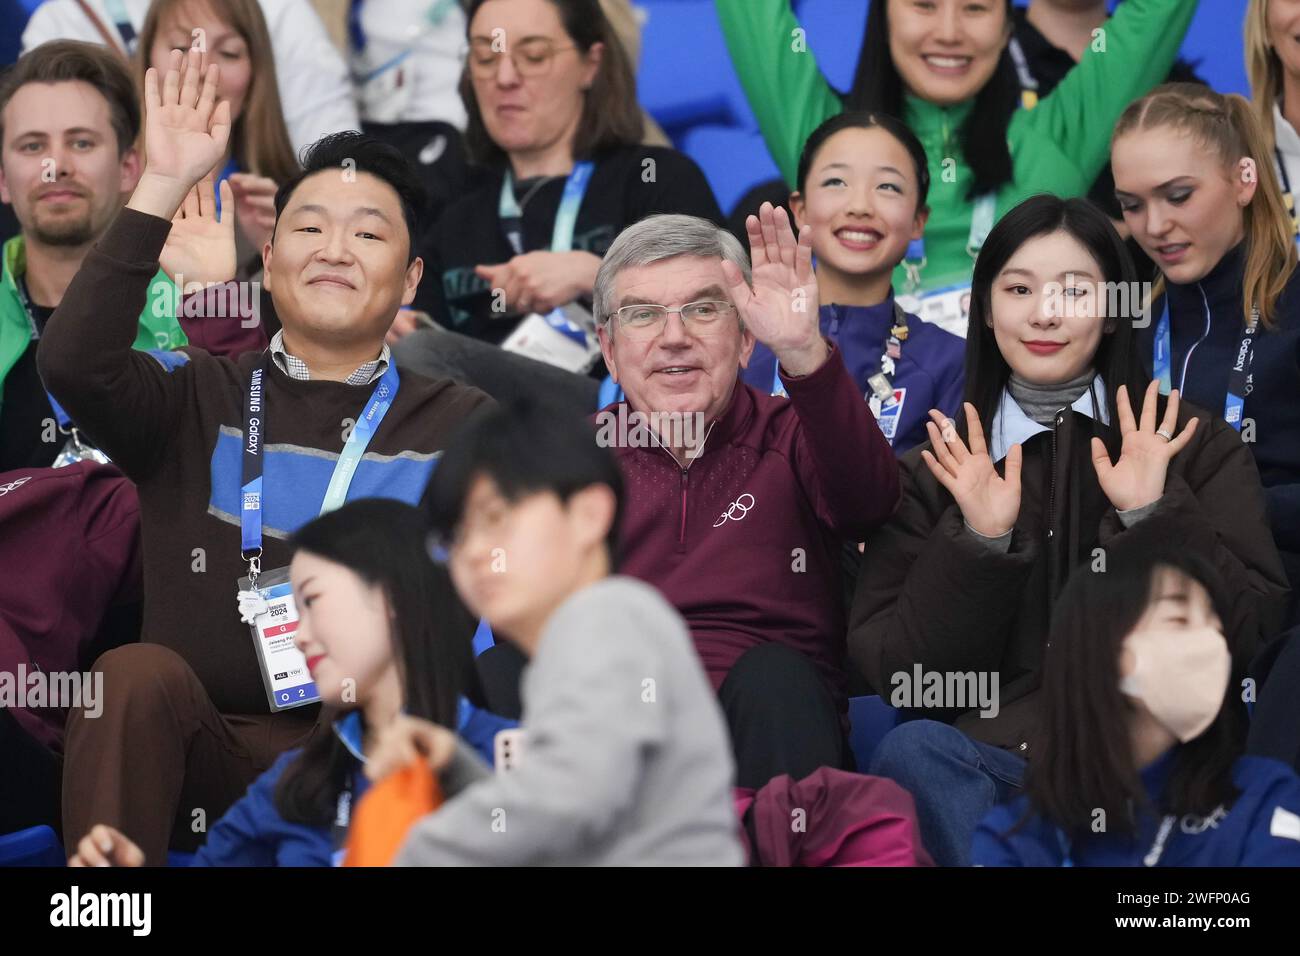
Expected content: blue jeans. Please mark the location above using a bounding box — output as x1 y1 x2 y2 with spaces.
868 720 1026 866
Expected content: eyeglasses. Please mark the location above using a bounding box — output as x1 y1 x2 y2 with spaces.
465 37 578 79
428 498 516 559
606 300 738 340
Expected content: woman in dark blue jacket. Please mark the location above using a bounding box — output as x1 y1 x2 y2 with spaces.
975 519 1300 867
741 112 965 454
69 499 513 867
1113 84 1300 626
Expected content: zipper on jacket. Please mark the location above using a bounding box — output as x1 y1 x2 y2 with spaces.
1048 407 1065 543
1177 285 1214 393
678 468 688 547
648 419 715 553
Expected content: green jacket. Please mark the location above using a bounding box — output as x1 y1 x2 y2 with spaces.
0 234 186 418
715 0 1197 294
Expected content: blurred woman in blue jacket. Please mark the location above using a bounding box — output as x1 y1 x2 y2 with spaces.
741 112 965 453
69 499 513 867
975 518 1300 867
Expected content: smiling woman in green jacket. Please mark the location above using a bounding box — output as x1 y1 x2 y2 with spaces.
715 0 1197 332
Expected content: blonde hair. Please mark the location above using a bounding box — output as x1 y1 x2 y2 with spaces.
1113 83 1297 329
136 0 298 184
1245 0 1281 154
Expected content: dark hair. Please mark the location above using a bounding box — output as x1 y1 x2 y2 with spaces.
0 40 140 156
426 397 625 562
961 194 1146 451
459 0 644 167
847 0 1018 200
274 499 479 826
1022 515 1246 837
795 110 930 209
273 131 429 262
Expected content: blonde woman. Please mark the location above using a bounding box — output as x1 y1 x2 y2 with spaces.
1112 83 1300 626
1245 0 1300 242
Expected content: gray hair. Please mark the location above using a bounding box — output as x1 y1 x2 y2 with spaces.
593 214 752 328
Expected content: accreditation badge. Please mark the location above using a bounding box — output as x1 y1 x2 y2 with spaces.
236 566 320 712
501 309 602 373
869 387 907 445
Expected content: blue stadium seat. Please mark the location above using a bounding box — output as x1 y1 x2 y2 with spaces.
678 125 782 217
597 375 624 410
637 0 748 138
0 825 65 867
848 694 899 771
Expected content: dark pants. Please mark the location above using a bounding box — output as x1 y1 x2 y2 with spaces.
61 644 316 864
718 642 851 789
868 719 1026 867
0 707 62 836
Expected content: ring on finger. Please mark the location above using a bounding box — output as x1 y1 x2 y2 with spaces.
1155 427 1173 442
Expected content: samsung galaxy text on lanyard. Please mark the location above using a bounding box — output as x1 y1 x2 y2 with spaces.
1153 300 1258 432
239 359 401 586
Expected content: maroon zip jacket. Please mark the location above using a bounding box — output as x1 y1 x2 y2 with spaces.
610 344 900 707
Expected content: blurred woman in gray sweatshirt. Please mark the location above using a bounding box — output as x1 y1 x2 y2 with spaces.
368 398 745 866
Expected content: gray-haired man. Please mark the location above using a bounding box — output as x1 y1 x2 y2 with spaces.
590 205 901 788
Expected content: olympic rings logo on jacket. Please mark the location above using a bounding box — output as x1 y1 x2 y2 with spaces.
713 493 756 527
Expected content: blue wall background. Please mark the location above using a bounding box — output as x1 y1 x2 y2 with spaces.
0 0 1254 213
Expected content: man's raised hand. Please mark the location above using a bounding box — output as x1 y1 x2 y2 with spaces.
721 202 827 377
128 50 232 222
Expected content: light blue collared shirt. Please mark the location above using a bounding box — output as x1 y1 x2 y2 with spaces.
988 374 1110 463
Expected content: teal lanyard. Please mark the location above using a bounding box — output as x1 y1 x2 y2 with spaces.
903 192 996 293
498 160 595 256
497 161 595 343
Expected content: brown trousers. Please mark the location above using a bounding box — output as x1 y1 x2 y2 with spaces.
61 643 317 864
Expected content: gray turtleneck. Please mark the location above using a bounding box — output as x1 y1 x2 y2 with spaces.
1006 368 1096 426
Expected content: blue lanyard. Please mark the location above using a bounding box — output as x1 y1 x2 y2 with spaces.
240 360 400 561
1154 298 1259 431
497 161 595 344
213 158 239 219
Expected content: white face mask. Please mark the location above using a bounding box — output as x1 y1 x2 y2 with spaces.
1119 626 1231 743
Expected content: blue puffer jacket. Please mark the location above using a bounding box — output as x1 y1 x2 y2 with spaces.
974 753 1300 867
741 295 965 454
191 698 515 866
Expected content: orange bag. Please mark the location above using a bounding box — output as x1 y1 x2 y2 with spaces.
342 761 443 867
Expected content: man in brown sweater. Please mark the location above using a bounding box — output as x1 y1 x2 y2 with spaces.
37 51 488 862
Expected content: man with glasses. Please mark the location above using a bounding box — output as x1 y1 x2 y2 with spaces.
592 206 901 788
